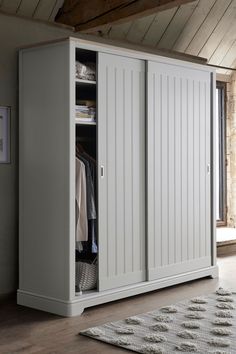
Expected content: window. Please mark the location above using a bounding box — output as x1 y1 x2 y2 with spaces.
216 82 226 226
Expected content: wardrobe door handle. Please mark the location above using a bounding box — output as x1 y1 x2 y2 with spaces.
101 165 105 178
207 164 211 175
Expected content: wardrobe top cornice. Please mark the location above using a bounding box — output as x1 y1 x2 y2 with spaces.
19 34 214 74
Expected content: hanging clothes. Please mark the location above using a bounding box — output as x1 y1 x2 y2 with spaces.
79 154 98 254
75 157 88 242
79 155 96 220
90 219 97 254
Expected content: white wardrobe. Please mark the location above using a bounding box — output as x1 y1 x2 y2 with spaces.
18 37 218 317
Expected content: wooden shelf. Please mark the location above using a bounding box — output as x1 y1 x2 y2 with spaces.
76 79 96 85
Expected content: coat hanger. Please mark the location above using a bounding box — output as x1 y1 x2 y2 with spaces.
76 142 96 164
83 151 96 165
76 142 85 153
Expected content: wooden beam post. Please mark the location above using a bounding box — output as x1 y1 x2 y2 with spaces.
55 0 195 32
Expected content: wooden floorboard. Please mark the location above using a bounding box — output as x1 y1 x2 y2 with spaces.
0 254 235 353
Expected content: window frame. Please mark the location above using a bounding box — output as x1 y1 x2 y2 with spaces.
216 81 227 227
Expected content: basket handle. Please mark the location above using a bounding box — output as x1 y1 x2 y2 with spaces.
92 256 98 265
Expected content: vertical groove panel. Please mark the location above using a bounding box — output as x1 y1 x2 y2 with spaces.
168 76 175 265
140 71 145 272
105 66 109 278
200 80 206 258
155 74 162 268
98 53 146 290
123 68 126 273
98 64 108 284
133 70 141 272
181 78 188 262
153 74 156 268
193 80 200 260
205 81 211 258
167 76 170 266
107 66 116 278
114 67 118 276
147 61 212 280
175 77 182 263
131 70 134 273
162 74 169 267
124 69 132 274
159 74 163 267
147 72 155 270
116 66 125 275
188 79 194 261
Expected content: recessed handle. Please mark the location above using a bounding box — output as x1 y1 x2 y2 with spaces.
207 164 211 175
101 165 105 178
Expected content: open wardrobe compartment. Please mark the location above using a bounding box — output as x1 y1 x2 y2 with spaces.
18 37 218 316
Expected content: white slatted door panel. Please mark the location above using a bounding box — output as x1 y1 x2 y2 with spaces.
98 53 146 291
147 61 212 281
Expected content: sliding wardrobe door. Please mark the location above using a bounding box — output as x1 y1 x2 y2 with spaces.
147 60 212 281
98 53 146 291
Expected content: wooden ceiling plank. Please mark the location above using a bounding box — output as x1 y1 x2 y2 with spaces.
95 25 112 37
125 14 156 44
49 0 64 21
216 68 230 75
108 21 133 40
17 0 40 17
33 0 57 20
185 0 232 56
220 40 236 68
199 0 236 60
16 0 23 13
142 7 178 46
157 1 198 50
56 0 196 32
173 0 216 52
1 0 22 13
230 58 236 71
209 20 236 65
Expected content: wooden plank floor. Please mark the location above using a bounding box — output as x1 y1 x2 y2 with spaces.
0 254 235 354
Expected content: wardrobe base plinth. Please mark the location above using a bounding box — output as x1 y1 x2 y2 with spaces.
17 265 218 317
209 265 219 279
17 290 85 317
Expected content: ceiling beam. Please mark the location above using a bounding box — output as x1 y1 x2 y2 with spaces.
55 0 195 32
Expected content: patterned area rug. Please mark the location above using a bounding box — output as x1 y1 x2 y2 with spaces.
80 288 236 353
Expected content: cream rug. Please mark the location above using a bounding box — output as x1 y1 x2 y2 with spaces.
80 288 236 353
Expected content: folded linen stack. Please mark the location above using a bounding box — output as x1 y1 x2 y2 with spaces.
76 61 96 81
76 101 96 123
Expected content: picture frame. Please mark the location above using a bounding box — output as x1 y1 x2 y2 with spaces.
0 106 11 163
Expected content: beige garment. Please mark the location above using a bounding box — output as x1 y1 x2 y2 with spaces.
76 158 88 241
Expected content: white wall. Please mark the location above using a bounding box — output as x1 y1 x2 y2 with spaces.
0 13 74 295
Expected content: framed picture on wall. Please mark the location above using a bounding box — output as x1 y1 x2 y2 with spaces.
0 106 10 163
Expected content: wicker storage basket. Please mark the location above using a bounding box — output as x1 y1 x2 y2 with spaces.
76 259 97 292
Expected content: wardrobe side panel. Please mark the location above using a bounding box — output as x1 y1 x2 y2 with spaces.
98 53 146 291
19 43 72 300
147 61 213 281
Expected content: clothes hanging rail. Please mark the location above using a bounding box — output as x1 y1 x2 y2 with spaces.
76 137 94 142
